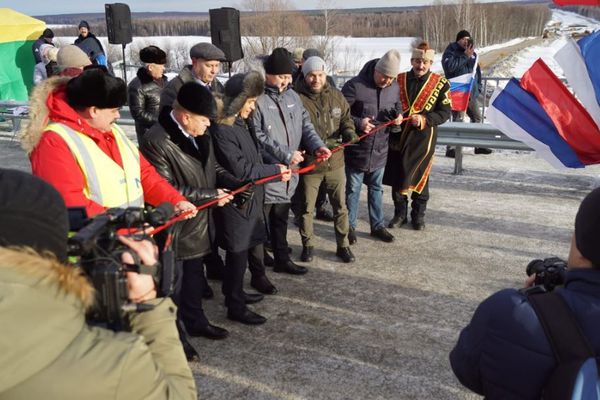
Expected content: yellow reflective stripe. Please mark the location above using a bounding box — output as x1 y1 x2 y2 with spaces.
46 123 104 205
47 122 144 208
111 124 144 207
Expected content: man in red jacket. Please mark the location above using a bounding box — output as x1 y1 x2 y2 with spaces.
21 67 196 219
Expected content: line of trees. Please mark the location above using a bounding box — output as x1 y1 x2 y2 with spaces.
422 1 551 51
44 1 552 46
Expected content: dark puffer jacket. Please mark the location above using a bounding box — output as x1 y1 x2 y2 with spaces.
128 67 168 140
159 65 224 111
342 59 400 172
140 107 237 260
450 268 600 400
294 78 356 174
441 41 482 95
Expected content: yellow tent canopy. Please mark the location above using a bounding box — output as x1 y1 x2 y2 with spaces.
0 8 46 101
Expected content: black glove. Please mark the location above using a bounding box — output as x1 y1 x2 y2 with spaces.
232 187 254 209
341 131 359 144
376 108 399 123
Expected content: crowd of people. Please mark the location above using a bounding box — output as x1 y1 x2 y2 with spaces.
30 21 108 86
4 25 596 399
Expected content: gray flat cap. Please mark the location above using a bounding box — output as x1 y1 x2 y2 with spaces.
190 42 226 61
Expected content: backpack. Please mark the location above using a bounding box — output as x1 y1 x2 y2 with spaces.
529 291 600 400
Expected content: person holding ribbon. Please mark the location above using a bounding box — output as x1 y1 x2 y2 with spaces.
212 71 291 325
383 41 451 231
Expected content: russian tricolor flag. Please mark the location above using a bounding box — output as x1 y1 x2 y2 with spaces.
448 55 479 112
487 31 600 169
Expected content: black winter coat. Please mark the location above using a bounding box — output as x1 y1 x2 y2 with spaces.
441 42 482 95
159 65 224 111
140 108 236 260
342 59 401 172
128 68 168 139
212 117 281 253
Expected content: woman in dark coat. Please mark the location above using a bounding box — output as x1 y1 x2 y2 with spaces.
212 71 291 325
383 41 451 231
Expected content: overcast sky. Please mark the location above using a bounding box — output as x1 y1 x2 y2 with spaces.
4 0 517 16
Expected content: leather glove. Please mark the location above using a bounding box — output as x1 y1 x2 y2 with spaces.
376 108 399 123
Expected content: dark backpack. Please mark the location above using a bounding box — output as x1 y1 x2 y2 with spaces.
529 291 600 400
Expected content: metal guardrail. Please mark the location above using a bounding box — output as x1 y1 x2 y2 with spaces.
1 102 531 175
437 122 531 174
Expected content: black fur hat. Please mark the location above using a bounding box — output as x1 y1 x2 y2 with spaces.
140 45 167 65
264 47 294 75
176 82 216 118
223 71 265 117
66 67 127 109
0 168 69 262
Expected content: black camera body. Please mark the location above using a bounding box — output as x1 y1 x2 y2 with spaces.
526 257 568 292
68 205 173 331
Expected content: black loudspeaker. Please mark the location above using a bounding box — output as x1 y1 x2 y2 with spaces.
105 3 132 45
209 7 243 62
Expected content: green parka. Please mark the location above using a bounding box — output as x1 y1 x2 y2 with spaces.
0 247 196 400
294 78 357 174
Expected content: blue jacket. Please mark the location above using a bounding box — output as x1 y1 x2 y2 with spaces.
341 59 400 172
450 268 600 400
441 42 482 95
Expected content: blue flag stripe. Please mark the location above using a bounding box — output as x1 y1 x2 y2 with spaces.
493 78 584 168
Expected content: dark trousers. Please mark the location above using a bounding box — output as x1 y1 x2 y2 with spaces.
247 243 267 278
172 257 209 330
391 180 430 221
264 202 291 263
204 244 225 279
223 248 252 314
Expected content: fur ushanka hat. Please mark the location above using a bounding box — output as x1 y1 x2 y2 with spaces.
222 71 265 118
67 67 127 109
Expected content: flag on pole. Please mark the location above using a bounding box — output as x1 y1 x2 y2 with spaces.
486 55 600 169
487 79 584 169
554 30 600 130
448 55 479 112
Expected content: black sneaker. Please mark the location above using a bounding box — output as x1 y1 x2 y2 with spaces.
388 215 408 229
301 246 314 262
370 228 395 243
445 147 456 158
348 227 357 245
336 247 356 263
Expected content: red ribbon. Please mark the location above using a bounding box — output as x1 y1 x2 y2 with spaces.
150 118 404 235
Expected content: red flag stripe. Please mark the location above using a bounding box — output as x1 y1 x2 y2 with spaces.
520 59 600 164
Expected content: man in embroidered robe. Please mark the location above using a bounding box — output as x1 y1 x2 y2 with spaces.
383 42 451 231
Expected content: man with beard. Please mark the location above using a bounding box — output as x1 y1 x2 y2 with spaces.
294 56 358 263
383 41 451 231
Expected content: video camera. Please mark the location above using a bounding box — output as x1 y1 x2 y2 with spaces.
67 203 175 331
525 257 567 293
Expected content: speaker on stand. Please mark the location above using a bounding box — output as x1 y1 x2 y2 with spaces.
209 7 244 78
105 3 133 82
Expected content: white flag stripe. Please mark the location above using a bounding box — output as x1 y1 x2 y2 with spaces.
555 39 600 130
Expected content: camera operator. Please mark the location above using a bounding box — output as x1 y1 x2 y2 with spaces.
450 187 600 399
0 168 196 400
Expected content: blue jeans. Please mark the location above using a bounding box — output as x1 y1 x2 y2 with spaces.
345 166 385 231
